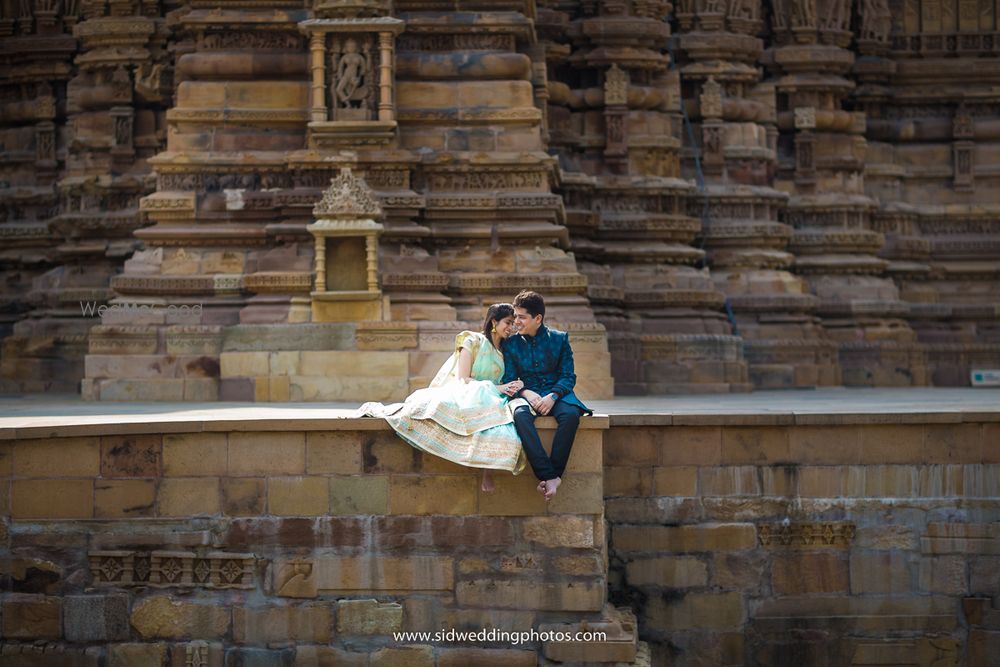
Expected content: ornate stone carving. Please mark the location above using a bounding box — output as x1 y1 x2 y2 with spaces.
89 551 256 588
758 522 856 548
313 167 383 219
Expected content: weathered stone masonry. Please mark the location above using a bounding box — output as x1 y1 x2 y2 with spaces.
1 0 998 401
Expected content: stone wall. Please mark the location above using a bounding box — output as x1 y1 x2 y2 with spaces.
0 418 638 665
604 417 1000 666
1 414 998 664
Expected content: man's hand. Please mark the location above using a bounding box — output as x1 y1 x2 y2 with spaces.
535 393 556 415
521 389 556 415
520 389 542 409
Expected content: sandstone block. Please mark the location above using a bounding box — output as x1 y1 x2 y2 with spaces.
131 596 230 639
918 555 968 595
3 594 62 639
163 433 228 476
850 551 916 594
477 470 547 516
362 433 419 473
613 523 757 553
652 465 698 496
721 427 790 464
388 475 476 515
222 478 266 516
223 647 295 666
788 426 862 464
605 428 659 466
697 466 759 496
13 436 100 477
456 578 604 611
157 478 221 517
306 432 363 474
12 479 93 519
64 594 130 641
548 473 603 514
228 432 305 476
522 515 597 548
564 431 603 473
771 552 848 595
437 648 536 667
369 646 435 667
268 476 328 516
661 427 723 465
859 425 925 463
604 466 653 497
336 599 403 635
233 605 332 644
626 556 708 588
108 643 168 667
220 351 269 377
170 642 224 667
330 475 388 514
101 434 163 477
272 556 453 594
95 479 156 518
646 592 745 631
294 647 368 667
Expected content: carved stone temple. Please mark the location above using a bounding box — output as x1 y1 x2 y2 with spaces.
1 0 998 400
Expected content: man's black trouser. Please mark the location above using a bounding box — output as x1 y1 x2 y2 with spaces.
512 400 583 481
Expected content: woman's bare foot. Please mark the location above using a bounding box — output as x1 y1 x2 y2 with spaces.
543 477 561 501
536 480 547 496
481 470 496 493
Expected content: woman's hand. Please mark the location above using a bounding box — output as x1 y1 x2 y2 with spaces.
499 379 523 396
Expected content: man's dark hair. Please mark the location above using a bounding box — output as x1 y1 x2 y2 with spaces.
513 290 545 320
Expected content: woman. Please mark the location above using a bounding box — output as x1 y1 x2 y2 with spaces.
355 303 526 492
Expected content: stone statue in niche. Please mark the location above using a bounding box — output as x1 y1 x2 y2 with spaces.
333 37 372 111
112 65 132 102
821 0 850 31
728 0 759 20
860 0 891 42
791 0 817 27
698 0 728 13
772 0 788 28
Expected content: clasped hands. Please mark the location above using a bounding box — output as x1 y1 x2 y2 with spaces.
498 379 556 415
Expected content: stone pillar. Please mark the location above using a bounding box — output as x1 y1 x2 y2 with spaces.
83 4 313 401
391 0 615 397
764 0 927 386
544 0 749 394
857 0 1000 385
673 0 839 388
0 1 129 394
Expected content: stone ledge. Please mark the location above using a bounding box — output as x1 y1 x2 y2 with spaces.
1 415 609 441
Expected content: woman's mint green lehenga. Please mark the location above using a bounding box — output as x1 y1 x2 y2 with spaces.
356 331 526 474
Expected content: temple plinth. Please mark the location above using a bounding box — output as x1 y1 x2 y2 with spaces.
0 0 998 400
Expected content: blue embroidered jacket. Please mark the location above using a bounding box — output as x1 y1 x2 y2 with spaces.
500 324 592 415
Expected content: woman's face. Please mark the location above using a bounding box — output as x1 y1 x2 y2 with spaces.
494 314 516 338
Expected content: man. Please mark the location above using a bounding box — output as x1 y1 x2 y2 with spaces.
499 290 591 500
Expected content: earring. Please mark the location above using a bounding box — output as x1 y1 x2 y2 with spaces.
491 325 497 333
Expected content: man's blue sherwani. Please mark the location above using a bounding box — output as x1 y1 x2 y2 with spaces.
500 324 592 415
500 323 590 481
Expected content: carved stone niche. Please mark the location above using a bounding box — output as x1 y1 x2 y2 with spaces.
299 17 405 148
307 168 389 322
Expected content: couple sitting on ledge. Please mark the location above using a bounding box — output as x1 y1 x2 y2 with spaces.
357 290 590 501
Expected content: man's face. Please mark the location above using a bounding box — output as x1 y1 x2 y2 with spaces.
513 306 542 336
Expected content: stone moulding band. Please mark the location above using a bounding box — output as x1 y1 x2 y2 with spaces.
89 550 256 589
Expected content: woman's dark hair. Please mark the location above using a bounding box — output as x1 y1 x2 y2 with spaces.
483 302 515 348
513 290 545 320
